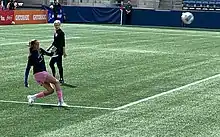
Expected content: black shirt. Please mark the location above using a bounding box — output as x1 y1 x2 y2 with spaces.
8 2 15 10
53 3 61 14
125 3 132 12
27 48 53 74
53 29 65 55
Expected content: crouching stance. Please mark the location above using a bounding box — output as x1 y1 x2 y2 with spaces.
25 40 68 107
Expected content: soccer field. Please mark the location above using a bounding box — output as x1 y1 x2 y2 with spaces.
1 24 220 136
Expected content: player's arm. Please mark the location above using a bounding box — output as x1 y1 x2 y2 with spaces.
6 3 10 9
46 44 54 51
40 48 54 56
61 32 67 57
24 58 32 87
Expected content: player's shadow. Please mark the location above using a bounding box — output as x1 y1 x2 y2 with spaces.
29 104 70 110
40 105 70 110
61 83 77 88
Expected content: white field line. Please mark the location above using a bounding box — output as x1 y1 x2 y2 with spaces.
0 25 76 31
71 24 220 34
114 73 220 110
73 47 220 57
0 35 173 47
89 59 217 89
1 75 220 111
1 27 219 47
62 28 220 38
2 23 220 36
72 36 208 50
0 32 53 38
0 36 81 46
1 38 218 60
1 25 220 38
0 28 54 32
0 100 115 110
0 36 204 50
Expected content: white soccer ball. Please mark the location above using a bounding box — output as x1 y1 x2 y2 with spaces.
181 12 194 25
11 21 15 25
50 5 53 9
18 3 23 6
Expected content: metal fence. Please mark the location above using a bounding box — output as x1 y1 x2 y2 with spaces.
19 0 179 10
58 0 160 9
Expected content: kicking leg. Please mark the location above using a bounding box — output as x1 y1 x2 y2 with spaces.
27 82 54 105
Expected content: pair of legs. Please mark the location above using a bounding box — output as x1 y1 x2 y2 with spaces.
28 71 67 106
54 13 58 20
125 13 132 25
49 55 64 83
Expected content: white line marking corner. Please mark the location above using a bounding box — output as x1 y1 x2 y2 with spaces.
1 74 220 111
114 74 220 110
0 100 115 110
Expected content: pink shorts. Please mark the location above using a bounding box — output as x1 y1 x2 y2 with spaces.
34 71 49 85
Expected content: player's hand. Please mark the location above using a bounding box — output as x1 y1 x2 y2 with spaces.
51 47 57 52
63 53 67 58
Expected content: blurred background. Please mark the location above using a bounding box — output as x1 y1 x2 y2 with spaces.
11 0 182 10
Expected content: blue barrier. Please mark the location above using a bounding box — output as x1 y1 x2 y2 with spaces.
62 6 220 29
63 6 120 24
131 9 220 29
131 9 182 27
42 5 64 23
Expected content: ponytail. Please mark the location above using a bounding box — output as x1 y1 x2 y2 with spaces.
28 39 37 53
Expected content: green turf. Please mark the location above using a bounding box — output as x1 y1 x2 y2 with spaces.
1 23 220 136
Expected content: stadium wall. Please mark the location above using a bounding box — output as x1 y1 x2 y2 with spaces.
63 6 121 24
62 6 220 29
0 10 48 25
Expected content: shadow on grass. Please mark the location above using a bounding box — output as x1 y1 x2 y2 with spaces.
61 83 77 88
28 103 70 110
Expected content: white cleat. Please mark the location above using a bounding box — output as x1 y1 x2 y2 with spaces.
57 101 68 107
27 95 35 105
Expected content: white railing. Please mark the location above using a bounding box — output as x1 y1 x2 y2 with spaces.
25 0 180 10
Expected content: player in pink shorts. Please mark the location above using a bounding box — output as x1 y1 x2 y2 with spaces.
25 40 68 107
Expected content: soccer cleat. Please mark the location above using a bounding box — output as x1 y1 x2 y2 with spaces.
57 101 68 107
59 79 64 84
27 95 35 105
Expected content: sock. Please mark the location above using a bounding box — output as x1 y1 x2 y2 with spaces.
57 90 64 102
33 92 45 99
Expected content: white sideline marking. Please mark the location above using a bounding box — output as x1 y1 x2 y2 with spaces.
0 100 115 110
1 74 220 111
114 74 220 110
0 36 81 46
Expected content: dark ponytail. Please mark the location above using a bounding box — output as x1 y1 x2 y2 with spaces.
29 40 37 53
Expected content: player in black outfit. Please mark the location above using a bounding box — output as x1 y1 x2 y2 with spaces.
50 0 62 20
7 0 15 10
125 0 132 25
24 40 67 107
47 20 67 84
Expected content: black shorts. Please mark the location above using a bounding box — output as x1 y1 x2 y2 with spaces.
50 55 62 66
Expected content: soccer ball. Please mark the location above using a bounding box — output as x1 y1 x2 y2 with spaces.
181 12 194 25
11 21 15 25
50 5 53 9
